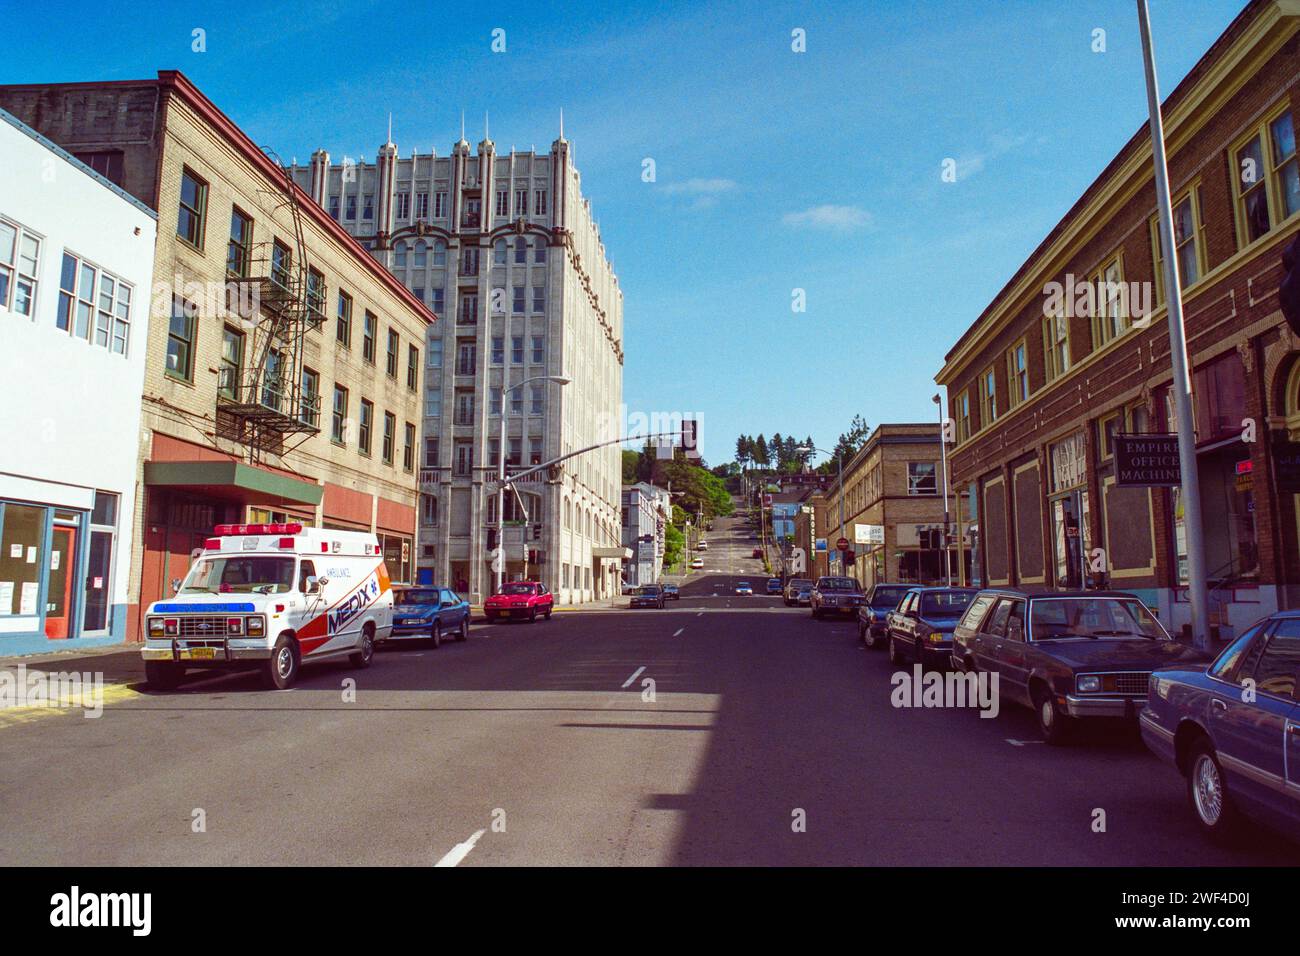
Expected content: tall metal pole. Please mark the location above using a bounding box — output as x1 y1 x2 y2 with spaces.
935 395 952 586
495 387 508 595
1138 0 1210 651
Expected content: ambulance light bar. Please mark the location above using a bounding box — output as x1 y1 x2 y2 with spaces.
212 523 304 536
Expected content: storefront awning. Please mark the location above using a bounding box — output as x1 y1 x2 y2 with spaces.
144 461 323 506
592 546 632 561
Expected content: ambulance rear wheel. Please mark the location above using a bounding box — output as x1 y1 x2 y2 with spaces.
145 661 183 691
262 636 299 689
349 625 374 669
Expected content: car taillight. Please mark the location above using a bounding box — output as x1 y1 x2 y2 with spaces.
148 617 165 638
246 617 265 636
164 618 178 636
226 617 244 635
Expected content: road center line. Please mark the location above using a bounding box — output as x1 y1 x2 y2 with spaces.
434 828 486 867
621 666 646 688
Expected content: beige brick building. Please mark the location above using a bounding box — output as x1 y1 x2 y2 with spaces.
0 72 436 638
812 424 960 587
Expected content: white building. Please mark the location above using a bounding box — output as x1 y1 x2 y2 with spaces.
622 483 671 587
0 108 157 653
290 125 626 603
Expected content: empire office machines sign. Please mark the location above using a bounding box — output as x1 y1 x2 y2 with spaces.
1114 433 1181 487
854 524 884 545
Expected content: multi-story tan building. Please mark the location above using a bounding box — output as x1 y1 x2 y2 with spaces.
811 424 958 587
288 125 625 603
0 72 436 638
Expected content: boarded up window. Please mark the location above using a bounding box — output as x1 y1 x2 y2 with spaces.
1014 464 1044 581
983 478 1008 582
1104 483 1154 573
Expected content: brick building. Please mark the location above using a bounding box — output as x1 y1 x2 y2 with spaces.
0 72 437 639
811 424 955 587
934 0 1300 638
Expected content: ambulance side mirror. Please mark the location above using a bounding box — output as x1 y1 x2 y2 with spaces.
170 578 182 595
305 576 323 595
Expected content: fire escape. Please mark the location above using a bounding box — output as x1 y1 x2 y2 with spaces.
217 153 325 463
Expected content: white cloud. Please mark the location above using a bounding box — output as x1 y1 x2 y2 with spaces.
781 204 873 232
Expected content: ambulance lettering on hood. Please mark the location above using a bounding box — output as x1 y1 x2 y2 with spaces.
328 576 381 635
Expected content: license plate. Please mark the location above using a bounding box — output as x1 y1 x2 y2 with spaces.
183 647 217 660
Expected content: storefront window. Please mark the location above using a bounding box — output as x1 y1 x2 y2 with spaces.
381 533 412 584
0 503 46 618
84 490 119 634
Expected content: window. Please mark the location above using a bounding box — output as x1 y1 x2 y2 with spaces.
271 240 292 288
424 437 440 468
403 422 416 471
509 438 522 466
534 241 546 264
531 336 544 364
426 390 442 418
454 440 474 476
300 368 320 427
515 239 527 264
956 390 971 442
978 366 997 427
382 411 396 465
1151 187 1205 304
432 240 447 266
430 288 445 314
488 438 501 467
494 239 507 265
512 286 525 313
306 267 325 319
1233 107 1299 247
1042 313 1070 382
454 389 474 426
414 241 427 268
1253 621 1300 698
1006 340 1028 408
1089 254 1128 348
458 293 478 325
530 387 543 415
72 149 124 185
516 189 528 216
416 192 429 219
329 196 340 219
510 389 523 415
395 194 410 220
0 219 39 316
166 297 196 381
532 286 545 313
261 348 284 410
362 311 376 363
407 344 419 390
529 437 543 464
386 328 400 377
512 335 524 364
427 337 443 368
456 340 476 376
332 385 349 443
177 167 207 248
491 336 504 364
423 494 439 526
490 386 502 415
394 242 407 269
1272 111 1300 220
337 291 353 347
534 190 547 216
346 195 357 220
227 207 253 277
907 462 938 496
219 325 244 399
435 192 447 219
496 191 509 217
460 247 479 277
359 399 374 454
56 251 131 353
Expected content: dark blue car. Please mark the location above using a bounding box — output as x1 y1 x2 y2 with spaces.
1140 611 1300 841
886 587 980 669
388 586 470 648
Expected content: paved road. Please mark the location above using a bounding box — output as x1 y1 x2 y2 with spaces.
1 512 1293 865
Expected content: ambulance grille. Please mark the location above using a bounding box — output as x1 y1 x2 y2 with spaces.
177 616 232 637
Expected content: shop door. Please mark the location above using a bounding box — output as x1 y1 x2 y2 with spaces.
1051 494 1083 590
44 525 77 639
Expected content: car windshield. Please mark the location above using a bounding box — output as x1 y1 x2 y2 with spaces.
921 591 976 616
788 579 813 588
1030 598 1169 641
640 586 661 595
501 584 535 595
818 577 860 592
395 589 439 605
180 556 296 595
872 587 909 608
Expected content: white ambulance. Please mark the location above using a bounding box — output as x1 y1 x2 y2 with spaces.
140 522 394 690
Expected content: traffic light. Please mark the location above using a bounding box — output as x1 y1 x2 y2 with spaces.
1282 234 1300 335
532 523 542 541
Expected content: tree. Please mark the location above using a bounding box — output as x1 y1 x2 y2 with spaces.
754 434 769 468
622 449 640 483
771 432 785 468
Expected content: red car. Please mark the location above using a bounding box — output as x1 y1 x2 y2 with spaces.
751 547 763 558
484 581 554 622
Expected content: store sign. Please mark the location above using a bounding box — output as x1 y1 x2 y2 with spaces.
1050 432 1087 492
1114 433 1181 487
854 524 884 544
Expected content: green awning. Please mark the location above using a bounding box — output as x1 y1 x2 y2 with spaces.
144 460 323 506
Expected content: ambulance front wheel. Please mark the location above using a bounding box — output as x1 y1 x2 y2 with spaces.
145 661 183 691
262 635 300 689
349 625 375 669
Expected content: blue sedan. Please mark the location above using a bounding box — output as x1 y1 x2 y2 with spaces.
1140 611 1300 841
388 586 471 648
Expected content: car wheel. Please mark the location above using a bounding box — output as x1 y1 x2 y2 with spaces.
430 621 442 649
348 625 374 668
1187 739 1240 838
529 607 537 623
458 618 469 641
888 635 905 666
144 661 183 691
1033 684 1070 745
261 635 300 690
863 627 880 651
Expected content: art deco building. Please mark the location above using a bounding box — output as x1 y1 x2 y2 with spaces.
291 123 626 602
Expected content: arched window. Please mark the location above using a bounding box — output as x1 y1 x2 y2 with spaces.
1284 358 1300 440
393 241 407 268
494 239 507 265
414 240 427 267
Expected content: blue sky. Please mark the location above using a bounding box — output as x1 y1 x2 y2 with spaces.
3 0 1247 465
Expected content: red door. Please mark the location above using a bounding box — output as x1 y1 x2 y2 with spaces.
44 525 78 639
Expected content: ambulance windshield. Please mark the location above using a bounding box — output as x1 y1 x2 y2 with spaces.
181 556 297 595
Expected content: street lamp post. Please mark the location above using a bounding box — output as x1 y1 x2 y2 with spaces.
933 394 952 587
494 375 569 595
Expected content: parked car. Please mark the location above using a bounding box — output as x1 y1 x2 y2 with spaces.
857 583 912 649
885 587 979 669
1141 611 1300 841
662 583 680 600
690 557 705 569
765 578 783 595
698 541 709 551
389 586 470 647
810 576 865 619
951 589 1206 744
751 547 763 558
735 581 754 595
630 585 666 609
483 581 554 623
783 578 814 606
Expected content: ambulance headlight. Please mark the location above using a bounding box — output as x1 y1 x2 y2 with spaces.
245 616 265 637
148 617 166 638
